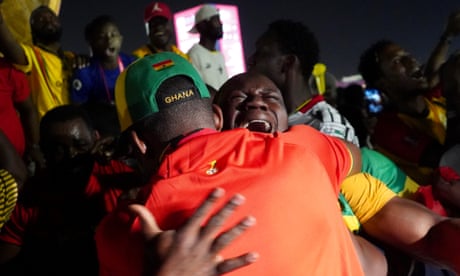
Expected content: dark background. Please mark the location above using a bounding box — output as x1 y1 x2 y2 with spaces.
60 0 460 79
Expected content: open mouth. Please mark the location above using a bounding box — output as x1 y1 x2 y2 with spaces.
105 47 117 56
410 69 424 80
243 120 273 133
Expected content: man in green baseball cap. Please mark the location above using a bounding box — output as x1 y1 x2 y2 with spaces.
96 52 368 276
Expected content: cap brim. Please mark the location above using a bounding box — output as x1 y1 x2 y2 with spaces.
145 14 171 23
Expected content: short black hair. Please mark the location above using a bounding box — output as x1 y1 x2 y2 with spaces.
266 19 320 78
84 15 118 42
358 40 394 89
40 105 94 142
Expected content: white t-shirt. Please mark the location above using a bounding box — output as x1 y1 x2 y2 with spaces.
187 43 228 90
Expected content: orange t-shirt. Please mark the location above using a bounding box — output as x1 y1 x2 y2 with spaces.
96 126 363 276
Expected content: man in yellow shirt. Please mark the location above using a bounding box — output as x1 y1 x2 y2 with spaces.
0 3 74 119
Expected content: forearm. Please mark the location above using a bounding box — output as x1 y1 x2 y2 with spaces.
18 102 40 148
424 34 452 85
417 219 460 273
425 9 460 88
362 197 460 273
350 233 387 276
0 5 28 65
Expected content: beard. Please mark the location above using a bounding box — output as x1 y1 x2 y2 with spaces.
212 29 223 40
32 26 63 44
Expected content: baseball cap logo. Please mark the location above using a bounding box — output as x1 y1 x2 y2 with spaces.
152 2 163 12
164 88 196 104
152 59 175 71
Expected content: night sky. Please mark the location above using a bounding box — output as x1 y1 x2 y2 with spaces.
60 0 460 79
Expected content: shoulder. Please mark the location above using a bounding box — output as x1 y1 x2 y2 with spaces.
132 45 150 58
72 60 98 76
187 43 202 54
119 52 137 65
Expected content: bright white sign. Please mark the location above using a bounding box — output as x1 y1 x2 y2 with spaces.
174 4 246 78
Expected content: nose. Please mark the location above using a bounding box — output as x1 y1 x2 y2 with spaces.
244 95 268 111
402 55 419 68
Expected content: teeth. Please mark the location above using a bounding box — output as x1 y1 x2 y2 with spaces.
243 120 272 133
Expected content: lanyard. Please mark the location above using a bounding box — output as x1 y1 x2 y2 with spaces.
33 47 61 105
98 57 124 103
295 95 325 113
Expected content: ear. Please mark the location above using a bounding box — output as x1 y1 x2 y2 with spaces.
212 104 224 131
281 54 297 73
131 130 147 154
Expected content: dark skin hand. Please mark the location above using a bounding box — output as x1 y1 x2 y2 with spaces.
72 54 90 69
129 188 259 276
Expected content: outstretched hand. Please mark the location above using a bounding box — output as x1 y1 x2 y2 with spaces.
129 188 258 276
72 54 90 69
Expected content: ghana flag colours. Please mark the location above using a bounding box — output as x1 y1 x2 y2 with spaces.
114 52 210 131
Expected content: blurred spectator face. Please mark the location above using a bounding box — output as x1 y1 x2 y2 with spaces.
206 15 223 40
89 22 123 59
41 118 97 172
148 16 173 49
376 43 428 98
247 31 285 92
30 6 62 43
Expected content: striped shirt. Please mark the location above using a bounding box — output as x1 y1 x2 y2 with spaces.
288 95 360 146
0 169 18 230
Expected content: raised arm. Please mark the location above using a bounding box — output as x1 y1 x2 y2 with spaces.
424 10 460 88
0 1 28 65
362 196 460 273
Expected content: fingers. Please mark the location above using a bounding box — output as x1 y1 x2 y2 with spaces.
211 215 256 253
200 193 246 239
216 252 259 275
128 204 161 240
182 188 225 232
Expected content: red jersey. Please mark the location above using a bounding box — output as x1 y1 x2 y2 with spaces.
96 126 364 276
0 59 30 156
371 94 446 184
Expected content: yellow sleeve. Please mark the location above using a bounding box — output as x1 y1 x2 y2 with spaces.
340 173 396 224
13 44 35 73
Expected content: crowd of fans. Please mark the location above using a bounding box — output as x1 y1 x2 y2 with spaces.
1 1 460 276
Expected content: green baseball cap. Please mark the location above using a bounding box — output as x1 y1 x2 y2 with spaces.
115 52 210 131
